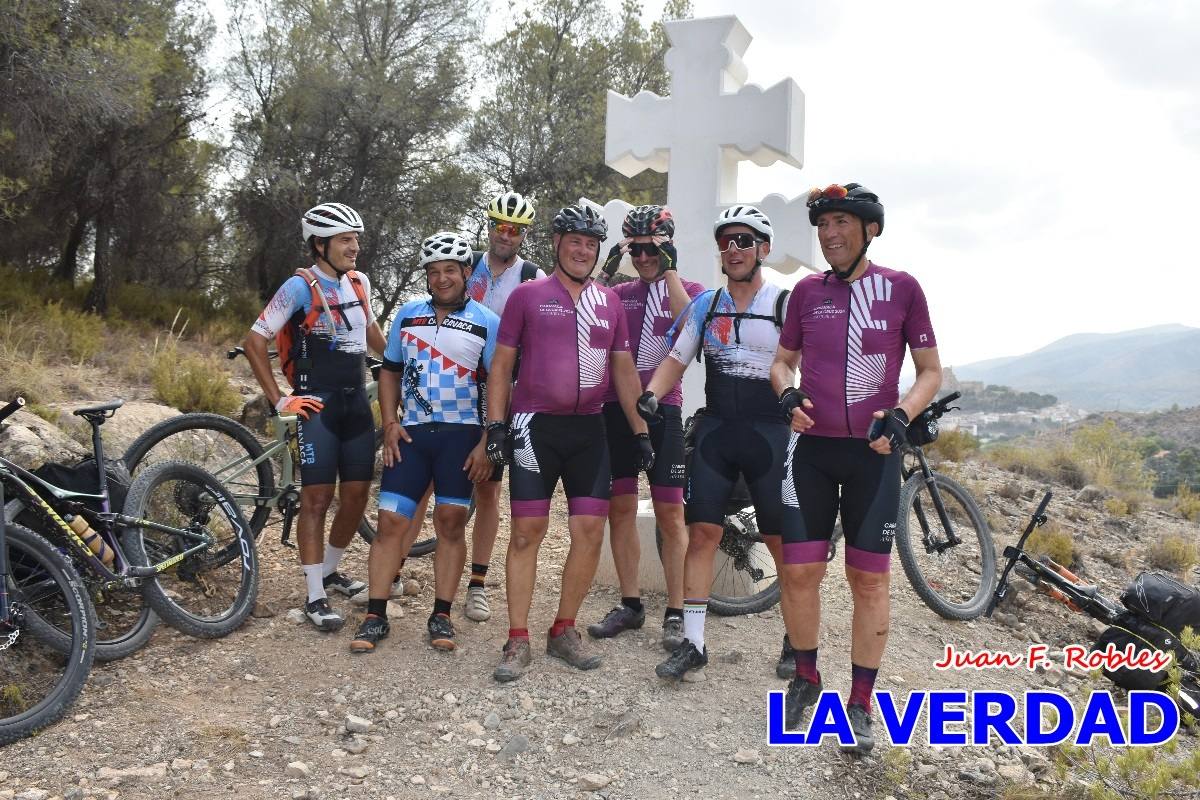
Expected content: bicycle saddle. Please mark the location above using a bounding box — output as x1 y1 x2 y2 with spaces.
72 400 125 417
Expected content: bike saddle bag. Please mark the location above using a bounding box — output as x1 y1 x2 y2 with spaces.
1120 571 1200 636
1093 612 1192 690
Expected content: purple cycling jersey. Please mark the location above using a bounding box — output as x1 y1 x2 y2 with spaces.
498 274 630 415
600 276 705 406
780 262 937 438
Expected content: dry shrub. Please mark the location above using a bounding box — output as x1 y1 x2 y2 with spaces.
1146 533 1199 575
1026 519 1075 566
1174 485 1200 523
151 342 240 415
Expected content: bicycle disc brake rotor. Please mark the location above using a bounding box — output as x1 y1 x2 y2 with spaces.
174 481 217 518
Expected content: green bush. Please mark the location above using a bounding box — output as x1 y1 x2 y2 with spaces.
1026 520 1075 566
1072 420 1153 493
1146 533 1199 575
927 427 980 462
41 301 105 363
151 343 240 415
1174 485 1200 522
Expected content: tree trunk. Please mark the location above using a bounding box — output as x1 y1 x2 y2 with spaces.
83 211 113 314
55 212 89 283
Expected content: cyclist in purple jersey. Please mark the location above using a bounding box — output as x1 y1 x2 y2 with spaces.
584 205 705 649
485 204 653 682
770 183 942 755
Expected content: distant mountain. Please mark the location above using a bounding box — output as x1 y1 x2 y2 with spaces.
954 324 1200 412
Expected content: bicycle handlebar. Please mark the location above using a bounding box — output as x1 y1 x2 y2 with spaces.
0 397 25 426
925 391 962 419
226 347 382 370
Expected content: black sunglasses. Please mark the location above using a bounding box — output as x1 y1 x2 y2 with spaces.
628 242 659 258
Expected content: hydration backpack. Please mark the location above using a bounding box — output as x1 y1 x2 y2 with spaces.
277 268 370 389
694 288 789 362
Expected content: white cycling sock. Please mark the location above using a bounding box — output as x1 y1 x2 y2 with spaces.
322 544 347 578
303 564 326 603
683 599 708 652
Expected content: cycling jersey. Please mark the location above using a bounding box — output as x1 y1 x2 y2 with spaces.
781 434 901 573
498 276 630 416
667 283 789 419
382 298 499 427
600 276 705 406
779 262 936 438
252 268 375 390
465 254 545 316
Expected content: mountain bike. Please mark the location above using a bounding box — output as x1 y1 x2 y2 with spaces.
1 397 97 744
987 491 1200 716
3 398 258 660
122 347 445 558
892 391 997 620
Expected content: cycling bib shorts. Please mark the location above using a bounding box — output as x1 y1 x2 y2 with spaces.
781 434 902 573
604 402 684 504
508 413 610 518
683 413 789 534
378 423 479 519
295 386 375 486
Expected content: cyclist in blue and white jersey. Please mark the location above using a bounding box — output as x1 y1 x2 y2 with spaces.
244 202 385 633
635 205 794 681
350 232 499 654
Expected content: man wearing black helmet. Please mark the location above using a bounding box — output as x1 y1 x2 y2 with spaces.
586 205 705 649
485 204 654 682
770 183 941 755
636 205 795 682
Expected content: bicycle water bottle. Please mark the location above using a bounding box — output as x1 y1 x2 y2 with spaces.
65 514 115 567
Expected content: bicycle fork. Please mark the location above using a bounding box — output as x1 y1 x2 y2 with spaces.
910 450 963 553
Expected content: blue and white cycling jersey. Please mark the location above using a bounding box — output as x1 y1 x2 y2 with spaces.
382 298 500 426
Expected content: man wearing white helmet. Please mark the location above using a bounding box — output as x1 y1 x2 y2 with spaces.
350 232 500 654
636 205 795 681
244 202 386 633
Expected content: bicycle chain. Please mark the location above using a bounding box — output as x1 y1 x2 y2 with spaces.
0 604 22 651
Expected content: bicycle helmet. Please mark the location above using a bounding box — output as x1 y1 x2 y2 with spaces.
552 204 608 239
713 205 772 241
419 231 473 268
622 205 675 239
806 183 884 234
301 202 364 242
487 192 536 225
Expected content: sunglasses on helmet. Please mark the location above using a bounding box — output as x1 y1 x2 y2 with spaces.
489 219 527 237
628 242 659 258
716 232 760 253
806 184 849 206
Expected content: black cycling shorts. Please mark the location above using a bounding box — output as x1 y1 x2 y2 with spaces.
781 434 902 573
603 402 685 504
296 386 375 486
683 413 789 534
378 423 477 519
509 413 610 518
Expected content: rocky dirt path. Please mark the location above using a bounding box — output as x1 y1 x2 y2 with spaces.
3 424 1198 799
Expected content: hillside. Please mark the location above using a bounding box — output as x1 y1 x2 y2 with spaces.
954 324 1200 411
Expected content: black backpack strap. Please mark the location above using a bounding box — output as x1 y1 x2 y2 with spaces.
471 250 484 269
520 260 539 282
697 289 724 363
774 289 790 329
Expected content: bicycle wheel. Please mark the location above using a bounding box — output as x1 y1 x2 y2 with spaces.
75 561 157 662
123 414 275 537
655 507 780 616
121 461 258 639
1 523 96 745
895 472 996 620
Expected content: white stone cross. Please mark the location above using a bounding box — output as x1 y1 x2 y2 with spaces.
604 15 815 285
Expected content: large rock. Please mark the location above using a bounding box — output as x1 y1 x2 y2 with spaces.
52 400 182 457
0 411 87 469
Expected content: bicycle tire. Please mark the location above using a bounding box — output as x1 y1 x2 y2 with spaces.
1 523 96 745
77 563 158 662
121 461 259 639
655 508 780 616
123 413 275 537
895 472 996 620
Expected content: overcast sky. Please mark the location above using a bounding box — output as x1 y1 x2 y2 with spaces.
207 0 1199 368
676 0 1200 367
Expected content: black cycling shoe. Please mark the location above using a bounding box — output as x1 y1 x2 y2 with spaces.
350 614 389 653
655 638 708 679
784 677 823 730
427 613 457 651
323 571 366 597
587 605 646 639
776 634 797 679
842 704 875 756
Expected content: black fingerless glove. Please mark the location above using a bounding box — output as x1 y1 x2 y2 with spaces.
866 408 910 450
485 421 511 466
779 387 809 418
635 432 655 471
658 241 678 272
599 243 623 283
636 390 662 424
